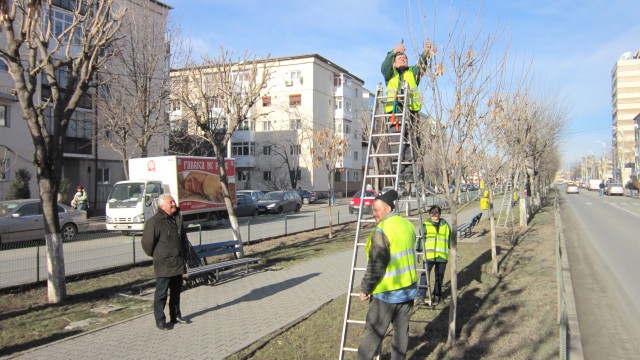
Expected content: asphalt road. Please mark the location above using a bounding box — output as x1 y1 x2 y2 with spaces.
560 187 640 359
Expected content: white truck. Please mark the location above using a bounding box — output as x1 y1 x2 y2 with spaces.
588 179 603 191
105 156 237 232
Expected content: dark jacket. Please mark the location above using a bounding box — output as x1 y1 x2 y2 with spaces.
141 208 188 278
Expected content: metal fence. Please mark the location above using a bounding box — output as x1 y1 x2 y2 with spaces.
0 190 490 290
0 207 362 290
554 195 568 360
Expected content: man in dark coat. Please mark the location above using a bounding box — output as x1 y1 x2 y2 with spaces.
142 194 189 330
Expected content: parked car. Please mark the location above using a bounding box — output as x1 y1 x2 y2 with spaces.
566 182 579 194
0 199 89 243
292 189 317 205
235 194 258 217
349 190 377 214
256 190 302 214
237 190 265 202
605 183 624 196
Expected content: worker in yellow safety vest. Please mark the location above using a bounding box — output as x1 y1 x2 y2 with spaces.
416 204 451 306
381 39 434 178
357 189 417 360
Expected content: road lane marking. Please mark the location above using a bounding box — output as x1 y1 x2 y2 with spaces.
607 203 640 217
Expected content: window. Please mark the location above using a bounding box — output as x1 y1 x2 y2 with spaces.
346 100 352 112
239 120 254 131
98 167 110 184
171 100 181 112
354 151 358 160
0 105 7 127
289 94 301 107
290 119 301 130
290 169 301 181
334 74 342 87
207 96 222 109
291 70 301 83
344 124 350 134
263 171 272 181
47 7 82 46
0 60 7 72
334 171 341 182
262 96 271 107
290 144 301 155
335 98 343 110
0 158 8 181
237 171 250 181
16 202 40 217
262 121 272 131
263 146 272 155
231 142 255 156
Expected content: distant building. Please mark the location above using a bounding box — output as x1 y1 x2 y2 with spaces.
611 50 640 182
169 54 373 195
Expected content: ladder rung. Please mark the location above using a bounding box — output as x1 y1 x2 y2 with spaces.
354 267 367 271
356 242 367 246
366 174 397 179
343 347 359 353
369 153 400 157
370 132 402 138
346 319 367 325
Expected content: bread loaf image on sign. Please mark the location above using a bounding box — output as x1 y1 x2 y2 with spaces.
182 171 223 202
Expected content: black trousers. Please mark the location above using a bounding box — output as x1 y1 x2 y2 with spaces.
419 261 447 298
154 275 183 323
357 297 414 360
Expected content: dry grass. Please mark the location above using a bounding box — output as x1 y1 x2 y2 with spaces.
229 201 558 360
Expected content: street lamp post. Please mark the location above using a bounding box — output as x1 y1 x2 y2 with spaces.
596 141 606 180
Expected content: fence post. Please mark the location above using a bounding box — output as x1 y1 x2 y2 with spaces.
36 243 40 283
132 234 137 264
247 219 251 244
314 212 317 229
285 214 288 235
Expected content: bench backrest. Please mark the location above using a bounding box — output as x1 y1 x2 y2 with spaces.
192 241 243 258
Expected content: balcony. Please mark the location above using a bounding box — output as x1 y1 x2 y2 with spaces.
233 155 256 168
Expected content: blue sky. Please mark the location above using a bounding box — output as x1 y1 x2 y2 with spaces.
165 0 640 166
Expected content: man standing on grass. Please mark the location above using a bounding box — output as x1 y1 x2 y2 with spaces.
357 190 417 359
142 194 190 330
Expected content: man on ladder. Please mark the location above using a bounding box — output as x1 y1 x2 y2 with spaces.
356 189 418 359
380 39 433 182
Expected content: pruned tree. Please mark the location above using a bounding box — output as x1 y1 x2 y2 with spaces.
311 128 348 238
0 0 124 303
171 48 271 245
96 6 181 179
411 3 507 346
7 168 31 199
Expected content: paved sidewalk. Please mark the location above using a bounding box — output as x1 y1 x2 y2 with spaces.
8 249 363 360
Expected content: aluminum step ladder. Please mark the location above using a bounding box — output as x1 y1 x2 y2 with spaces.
338 82 429 359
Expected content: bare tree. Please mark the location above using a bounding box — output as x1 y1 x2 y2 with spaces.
311 128 348 238
0 0 123 302
96 6 179 179
411 3 507 345
171 48 271 245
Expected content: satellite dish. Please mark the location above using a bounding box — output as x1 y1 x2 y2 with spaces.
619 51 632 60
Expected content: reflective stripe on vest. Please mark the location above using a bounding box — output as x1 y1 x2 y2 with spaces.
423 220 450 261
384 68 422 113
366 215 417 295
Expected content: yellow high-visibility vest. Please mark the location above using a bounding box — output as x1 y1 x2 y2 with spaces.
384 68 422 113
366 215 417 294
423 220 451 261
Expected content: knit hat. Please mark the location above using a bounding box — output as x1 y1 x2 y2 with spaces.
375 189 398 210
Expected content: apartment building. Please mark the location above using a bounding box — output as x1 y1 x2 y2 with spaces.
611 50 640 182
169 54 373 195
0 0 171 212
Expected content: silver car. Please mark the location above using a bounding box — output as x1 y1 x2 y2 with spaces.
0 199 89 243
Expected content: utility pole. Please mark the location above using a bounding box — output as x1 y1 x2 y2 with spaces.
596 140 606 180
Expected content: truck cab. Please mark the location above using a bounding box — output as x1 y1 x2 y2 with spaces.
105 180 164 233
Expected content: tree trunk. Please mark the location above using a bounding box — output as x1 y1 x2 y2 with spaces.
488 187 498 274
38 176 67 303
215 151 244 256
446 200 458 347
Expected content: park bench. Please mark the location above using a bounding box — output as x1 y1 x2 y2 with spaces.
457 212 482 238
184 240 260 288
